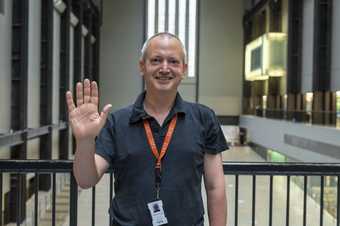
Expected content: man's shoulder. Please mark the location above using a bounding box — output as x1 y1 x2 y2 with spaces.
108 104 134 121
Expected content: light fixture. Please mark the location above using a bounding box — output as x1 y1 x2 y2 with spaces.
245 32 287 81
54 0 66 13
305 92 313 103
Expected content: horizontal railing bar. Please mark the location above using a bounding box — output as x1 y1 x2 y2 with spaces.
223 162 340 175
1 161 340 175
0 131 25 147
26 125 51 139
0 160 73 172
0 122 68 148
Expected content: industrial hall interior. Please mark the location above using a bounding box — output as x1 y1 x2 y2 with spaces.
0 0 340 226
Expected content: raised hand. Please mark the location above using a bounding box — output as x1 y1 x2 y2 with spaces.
66 79 112 141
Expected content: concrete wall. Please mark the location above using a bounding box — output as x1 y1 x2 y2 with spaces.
301 0 314 93
198 0 243 115
99 0 244 115
69 20 76 158
0 0 12 206
99 0 144 111
0 0 12 147
331 0 340 91
52 9 61 159
27 0 41 160
240 115 340 162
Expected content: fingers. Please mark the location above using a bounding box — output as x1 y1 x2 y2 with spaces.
100 104 112 126
84 79 91 103
76 82 83 106
90 81 99 106
66 91 76 112
76 79 99 106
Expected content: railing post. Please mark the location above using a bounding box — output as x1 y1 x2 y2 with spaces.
252 175 256 226
0 173 2 226
52 173 56 226
92 186 96 226
109 172 113 226
269 175 273 226
70 173 78 226
337 176 340 226
234 175 239 226
320 176 324 226
303 176 307 226
286 176 290 226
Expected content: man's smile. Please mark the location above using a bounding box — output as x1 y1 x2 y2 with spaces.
154 75 175 80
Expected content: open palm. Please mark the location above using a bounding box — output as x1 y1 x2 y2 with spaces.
66 79 111 140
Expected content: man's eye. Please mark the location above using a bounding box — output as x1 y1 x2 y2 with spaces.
169 59 179 65
151 58 161 64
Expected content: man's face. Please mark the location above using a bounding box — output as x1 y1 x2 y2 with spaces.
139 36 187 94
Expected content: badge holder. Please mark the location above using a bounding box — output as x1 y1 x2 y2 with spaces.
147 200 168 226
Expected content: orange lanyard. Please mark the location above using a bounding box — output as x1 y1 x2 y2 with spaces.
143 114 177 170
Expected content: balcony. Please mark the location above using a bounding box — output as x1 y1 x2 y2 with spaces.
1 150 340 226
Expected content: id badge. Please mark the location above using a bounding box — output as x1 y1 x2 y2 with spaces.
147 200 168 226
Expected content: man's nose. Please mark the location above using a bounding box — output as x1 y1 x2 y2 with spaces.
159 61 170 73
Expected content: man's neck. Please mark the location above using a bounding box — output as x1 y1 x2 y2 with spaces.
144 90 177 121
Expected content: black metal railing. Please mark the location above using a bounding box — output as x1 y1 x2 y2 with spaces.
224 162 340 226
1 160 340 226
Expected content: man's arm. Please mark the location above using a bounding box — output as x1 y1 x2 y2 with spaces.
66 79 112 189
73 139 109 189
203 153 227 226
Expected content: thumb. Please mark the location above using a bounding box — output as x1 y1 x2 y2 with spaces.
99 104 112 124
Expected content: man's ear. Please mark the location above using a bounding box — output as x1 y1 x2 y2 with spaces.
139 59 145 76
181 63 188 79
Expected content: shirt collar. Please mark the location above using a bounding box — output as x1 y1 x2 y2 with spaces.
129 91 186 124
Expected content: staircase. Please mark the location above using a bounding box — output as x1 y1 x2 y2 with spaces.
38 183 70 226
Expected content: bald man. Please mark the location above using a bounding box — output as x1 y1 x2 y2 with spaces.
66 32 228 226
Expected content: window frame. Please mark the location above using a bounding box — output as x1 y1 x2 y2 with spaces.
146 0 198 81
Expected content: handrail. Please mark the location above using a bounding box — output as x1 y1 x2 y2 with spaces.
0 121 68 148
1 160 340 175
223 161 340 175
1 160 340 226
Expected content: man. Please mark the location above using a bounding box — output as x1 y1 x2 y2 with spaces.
66 32 228 226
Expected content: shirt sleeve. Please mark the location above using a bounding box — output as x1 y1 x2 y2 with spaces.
95 113 116 166
203 108 229 154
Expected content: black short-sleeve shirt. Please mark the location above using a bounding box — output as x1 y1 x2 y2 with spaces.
96 91 228 226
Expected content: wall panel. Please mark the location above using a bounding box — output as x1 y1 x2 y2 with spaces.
198 0 243 115
331 0 340 91
301 0 314 93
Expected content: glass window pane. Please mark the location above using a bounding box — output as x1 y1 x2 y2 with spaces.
147 0 155 38
158 0 166 32
188 0 197 77
178 0 186 49
168 0 176 34
147 0 197 78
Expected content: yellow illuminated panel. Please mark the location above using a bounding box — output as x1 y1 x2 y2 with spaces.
245 32 287 81
245 36 264 81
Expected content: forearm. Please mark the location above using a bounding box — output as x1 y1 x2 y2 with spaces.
73 139 100 188
206 186 227 226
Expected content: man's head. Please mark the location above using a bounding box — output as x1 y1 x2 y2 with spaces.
139 32 188 94
140 32 187 64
